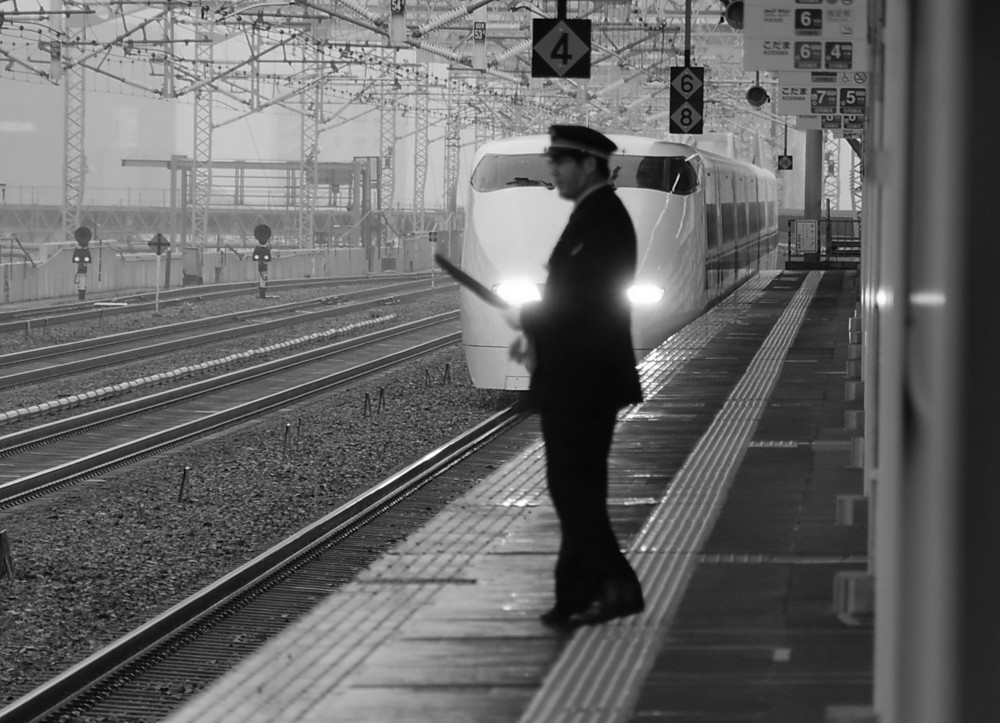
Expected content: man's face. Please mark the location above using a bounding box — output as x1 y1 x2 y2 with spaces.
548 153 593 200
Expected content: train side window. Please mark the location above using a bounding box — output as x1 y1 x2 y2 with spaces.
623 156 699 194
705 172 720 248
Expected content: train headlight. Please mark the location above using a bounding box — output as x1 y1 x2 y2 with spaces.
494 280 542 305
627 284 665 305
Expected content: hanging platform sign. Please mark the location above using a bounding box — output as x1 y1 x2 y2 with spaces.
775 70 870 88
744 1 866 40
532 18 591 78
743 38 870 72
776 84 867 116
793 113 865 131
742 0 870 72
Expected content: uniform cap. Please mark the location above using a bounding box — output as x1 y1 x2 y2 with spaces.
546 125 617 160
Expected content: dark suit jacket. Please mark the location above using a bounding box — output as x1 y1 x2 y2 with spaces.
519 184 644 412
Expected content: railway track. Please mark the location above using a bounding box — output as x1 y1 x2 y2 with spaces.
0 403 533 723
0 312 462 508
0 273 436 330
0 279 455 388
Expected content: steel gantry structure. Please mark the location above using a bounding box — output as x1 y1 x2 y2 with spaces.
0 1 835 246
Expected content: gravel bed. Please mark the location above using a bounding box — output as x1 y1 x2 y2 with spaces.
0 290 521 708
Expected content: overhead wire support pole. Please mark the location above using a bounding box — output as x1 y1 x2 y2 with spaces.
685 0 692 67
444 82 461 235
53 0 86 245
63 62 86 243
413 87 430 237
379 49 397 217
191 22 214 254
298 20 320 250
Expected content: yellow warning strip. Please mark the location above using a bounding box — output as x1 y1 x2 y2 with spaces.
519 271 823 723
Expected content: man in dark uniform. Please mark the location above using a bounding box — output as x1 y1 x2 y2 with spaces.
502 125 645 627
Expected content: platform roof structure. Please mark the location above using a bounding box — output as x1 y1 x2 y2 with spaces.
0 1 775 141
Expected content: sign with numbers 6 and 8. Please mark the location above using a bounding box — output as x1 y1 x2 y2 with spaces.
669 66 705 134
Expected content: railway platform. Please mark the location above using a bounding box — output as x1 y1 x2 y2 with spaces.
164 268 871 723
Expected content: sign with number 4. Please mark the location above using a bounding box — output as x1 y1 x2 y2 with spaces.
532 19 591 78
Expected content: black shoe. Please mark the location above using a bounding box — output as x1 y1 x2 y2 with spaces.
567 592 644 627
540 605 573 627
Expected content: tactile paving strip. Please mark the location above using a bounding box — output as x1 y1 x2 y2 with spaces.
518 271 822 723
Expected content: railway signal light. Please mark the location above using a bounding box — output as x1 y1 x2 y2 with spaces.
252 224 272 263
72 226 92 299
429 231 439 244
252 224 272 298
254 223 272 245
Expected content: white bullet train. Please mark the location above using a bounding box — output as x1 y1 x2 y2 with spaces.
460 133 781 390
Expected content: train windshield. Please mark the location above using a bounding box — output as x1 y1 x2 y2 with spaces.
471 154 554 192
471 153 698 195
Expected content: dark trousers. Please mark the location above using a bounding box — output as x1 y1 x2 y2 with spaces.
540 407 643 613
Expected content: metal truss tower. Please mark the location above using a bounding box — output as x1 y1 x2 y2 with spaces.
443 92 461 251
62 57 85 243
55 0 85 243
823 132 840 209
379 87 396 212
850 150 864 214
443 87 460 220
191 29 213 249
299 47 321 248
379 87 396 251
412 87 430 233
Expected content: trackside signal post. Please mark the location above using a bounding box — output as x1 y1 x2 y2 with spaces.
252 224 272 299
72 226 92 300
148 233 170 313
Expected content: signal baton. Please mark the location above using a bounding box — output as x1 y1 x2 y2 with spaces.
434 254 537 372
433 254 510 309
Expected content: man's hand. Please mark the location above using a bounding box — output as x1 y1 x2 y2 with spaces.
508 333 536 372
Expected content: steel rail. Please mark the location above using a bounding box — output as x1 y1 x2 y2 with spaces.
0 404 525 723
0 282 453 384
0 273 433 322
0 275 441 336
0 314 461 506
